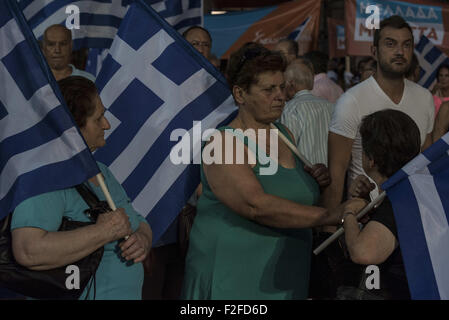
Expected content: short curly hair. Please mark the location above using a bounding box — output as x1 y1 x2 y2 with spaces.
360 109 421 178
226 42 286 94
57 76 98 128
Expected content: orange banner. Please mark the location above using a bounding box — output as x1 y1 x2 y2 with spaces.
221 0 321 59
346 0 449 56
328 18 346 58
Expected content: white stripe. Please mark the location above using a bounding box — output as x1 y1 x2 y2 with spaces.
409 172 449 299
22 0 54 20
71 26 119 40
109 68 216 183
0 61 60 142
0 19 25 59
402 153 431 176
132 95 237 216
0 127 87 200
30 0 128 39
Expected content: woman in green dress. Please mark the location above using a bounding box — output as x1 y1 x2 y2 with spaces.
181 44 364 300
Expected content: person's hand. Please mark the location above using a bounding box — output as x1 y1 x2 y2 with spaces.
342 198 369 223
119 229 151 263
304 163 331 188
348 175 376 200
96 208 132 242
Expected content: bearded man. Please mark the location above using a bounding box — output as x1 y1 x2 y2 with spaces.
322 15 434 226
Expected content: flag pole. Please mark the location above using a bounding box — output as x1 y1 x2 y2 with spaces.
96 173 130 240
270 123 313 168
313 191 387 255
96 173 117 210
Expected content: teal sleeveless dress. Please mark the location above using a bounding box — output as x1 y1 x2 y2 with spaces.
181 123 320 299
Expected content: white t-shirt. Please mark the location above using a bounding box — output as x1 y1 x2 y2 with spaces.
330 76 435 193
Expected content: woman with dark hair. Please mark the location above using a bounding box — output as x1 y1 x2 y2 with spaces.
432 64 449 115
181 43 363 300
342 109 422 299
10 76 152 299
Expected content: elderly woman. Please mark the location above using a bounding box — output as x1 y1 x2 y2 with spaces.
342 109 422 299
181 44 362 300
10 76 152 299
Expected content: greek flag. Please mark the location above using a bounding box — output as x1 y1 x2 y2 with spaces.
18 0 203 49
382 132 449 300
94 0 237 243
0 0 99 220
415 35 449 89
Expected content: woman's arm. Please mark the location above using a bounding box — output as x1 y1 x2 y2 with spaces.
343 200 398 265
203 131 342 229
12 208 132 270
432 101 449 143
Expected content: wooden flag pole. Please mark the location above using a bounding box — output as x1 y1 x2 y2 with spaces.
270 123 313 168
96 173 130 240
313 191 387 255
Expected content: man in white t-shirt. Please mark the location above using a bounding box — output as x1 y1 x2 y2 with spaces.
322 15 434 220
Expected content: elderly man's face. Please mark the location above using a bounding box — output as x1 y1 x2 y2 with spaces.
42 26 72 71
185 28 211 59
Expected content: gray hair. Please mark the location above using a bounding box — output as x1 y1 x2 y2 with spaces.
284 59 314 90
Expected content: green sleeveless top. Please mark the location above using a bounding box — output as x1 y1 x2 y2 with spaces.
181 123 320 300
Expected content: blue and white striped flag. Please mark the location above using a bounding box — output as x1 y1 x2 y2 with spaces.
94 0 237 243
0 0 99 220
415 35 449 89
18 0 203 50
382 132 449 300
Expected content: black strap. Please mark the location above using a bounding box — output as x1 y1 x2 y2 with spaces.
75 183 100 209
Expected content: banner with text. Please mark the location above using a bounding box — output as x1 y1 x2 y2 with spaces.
346 0 449 56
205 0 321 59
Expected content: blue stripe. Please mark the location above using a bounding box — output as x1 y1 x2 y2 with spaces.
79 13 123 28
94 79 165 166
25 0 71 28
422 137 449 162
415 36 429 54
146 163 200 242
387 181 441 300
424 46 443 65
122 80 231 200
0 150 98 220
0 105 76 174
73 37 114 50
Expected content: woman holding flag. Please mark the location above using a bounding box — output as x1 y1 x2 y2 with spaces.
10 76 152 299
182 43 364 300
340 109 421 300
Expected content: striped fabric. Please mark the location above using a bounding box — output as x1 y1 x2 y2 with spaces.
382 132 449 300
415 35 449 89
93 0 237 243
17 0 203 49
280 90 334 165
0 0 99 220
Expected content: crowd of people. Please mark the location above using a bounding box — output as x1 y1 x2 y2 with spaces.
3 14 449 300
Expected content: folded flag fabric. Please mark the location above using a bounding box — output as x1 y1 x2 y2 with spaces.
18 0 203 49
382 132 449 300
0 0 99 220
